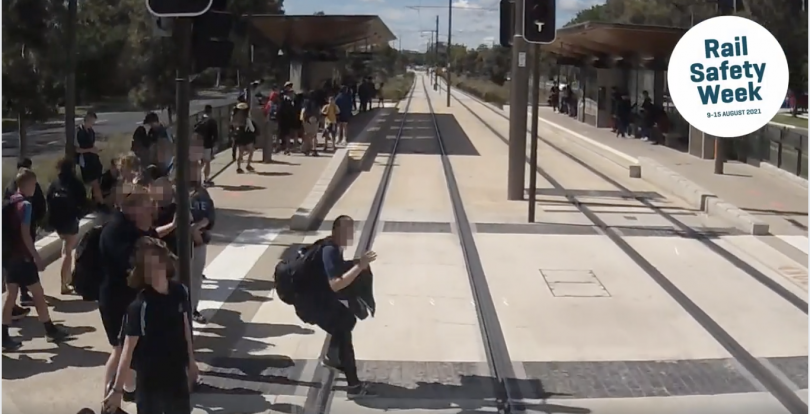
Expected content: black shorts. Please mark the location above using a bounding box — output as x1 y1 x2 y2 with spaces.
99 300 130 347
4 259 40 287
80 155 103 183
54 219 80 237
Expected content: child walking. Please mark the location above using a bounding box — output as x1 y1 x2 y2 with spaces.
103 237 198 414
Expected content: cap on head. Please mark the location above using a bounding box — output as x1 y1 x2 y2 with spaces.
236 102 249 110
284 81 294 89
16 157 32 170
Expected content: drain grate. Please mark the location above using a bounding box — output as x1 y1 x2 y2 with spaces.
540 269 610 298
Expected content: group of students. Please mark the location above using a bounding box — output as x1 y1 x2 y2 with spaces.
2 109 219 412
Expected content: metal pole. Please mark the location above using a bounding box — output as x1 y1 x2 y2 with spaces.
528 44 540 222
446 0 452 107
434 16 439 90
64 0 77 159
507 0 529 200
175 17 193 301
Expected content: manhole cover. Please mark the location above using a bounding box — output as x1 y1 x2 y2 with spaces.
539 269 611 298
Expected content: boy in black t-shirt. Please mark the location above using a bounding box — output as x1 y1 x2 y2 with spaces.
103 237 197 414
75 112 106 210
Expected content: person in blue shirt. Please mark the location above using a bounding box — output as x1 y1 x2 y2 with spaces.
334 86 353 146
317 215 377 399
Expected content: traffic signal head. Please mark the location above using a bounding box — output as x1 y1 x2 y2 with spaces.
523 0 556 44
499 0 514 48
146 0 213 17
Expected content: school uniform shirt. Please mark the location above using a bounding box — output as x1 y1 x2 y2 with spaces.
125 282 191 393
4 180 46 237
5 193 34 261
322 103 339 126
99 211 158 305
190 189 215 245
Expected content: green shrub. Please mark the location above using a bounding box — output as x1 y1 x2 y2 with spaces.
442 74 509 107
381 72 415 102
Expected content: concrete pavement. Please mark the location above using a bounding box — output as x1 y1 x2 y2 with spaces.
3 74 807 414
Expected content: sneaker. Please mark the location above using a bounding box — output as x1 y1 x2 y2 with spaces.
246 165 255 172
347 382 376 399
236 168 245 174
192 311 208 324
11 306 30 321
19 294 34 307
320 357 343 371
61 284 74 295
3 337 22 352
45 325 70 343
311 151 320 157
203 179 214 187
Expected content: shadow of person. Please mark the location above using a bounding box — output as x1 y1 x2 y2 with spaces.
192 392 300 414
197 278 274 306
346 375 590 414
15 322 96 343
2 344 110 380
45 295 99 314
193 308 315 360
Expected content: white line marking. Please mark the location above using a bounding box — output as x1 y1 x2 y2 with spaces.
195 228 282 325
775 235 809 255
675 247 680 256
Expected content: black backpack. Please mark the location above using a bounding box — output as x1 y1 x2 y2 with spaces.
72 224 106 301
273 238 329 305
46 181 78 228
2 198 23 261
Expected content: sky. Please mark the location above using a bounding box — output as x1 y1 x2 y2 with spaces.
284 0 606 52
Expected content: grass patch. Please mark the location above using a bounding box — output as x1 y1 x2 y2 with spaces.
2 119 18 133
772 114 808 129
2 133 133 189
380 72 416 102
442 74 509 107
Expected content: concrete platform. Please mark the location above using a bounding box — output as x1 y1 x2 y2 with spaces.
1 150 340 413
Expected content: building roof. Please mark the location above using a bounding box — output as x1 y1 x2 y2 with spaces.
249 15 396 52
542 22 686 61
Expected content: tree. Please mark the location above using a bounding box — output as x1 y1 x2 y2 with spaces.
2 0 63 161
125 6 178 120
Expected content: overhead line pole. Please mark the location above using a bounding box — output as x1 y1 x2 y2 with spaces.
446 0 452 107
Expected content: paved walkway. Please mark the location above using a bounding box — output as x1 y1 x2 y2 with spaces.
530 107 808 237
0 109 381 414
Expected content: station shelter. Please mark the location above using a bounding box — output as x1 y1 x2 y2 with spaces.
542 22 807 179
248 14 396 92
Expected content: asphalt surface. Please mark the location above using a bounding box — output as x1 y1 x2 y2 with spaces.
2 91 238 159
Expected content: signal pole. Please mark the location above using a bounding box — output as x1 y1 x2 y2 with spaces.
507 0 529 200
446 0 452 107
174 17 193 294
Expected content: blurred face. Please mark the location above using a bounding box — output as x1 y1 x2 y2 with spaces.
20 180 35 197
333 217 354 247
143 250 168 291
84 116 96 128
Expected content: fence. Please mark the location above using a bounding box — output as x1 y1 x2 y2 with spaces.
731 123 809 179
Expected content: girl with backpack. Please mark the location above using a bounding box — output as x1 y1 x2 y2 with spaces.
47 157 87 294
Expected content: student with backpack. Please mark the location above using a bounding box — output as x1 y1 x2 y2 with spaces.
96 184 163 398
2 169 70 351
103 237 198 414
4 158 47 310
47 157 88 294
276 215 377 398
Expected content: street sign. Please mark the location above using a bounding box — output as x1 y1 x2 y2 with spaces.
146 0 213 17
523 0 556 44
499 0 515 47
